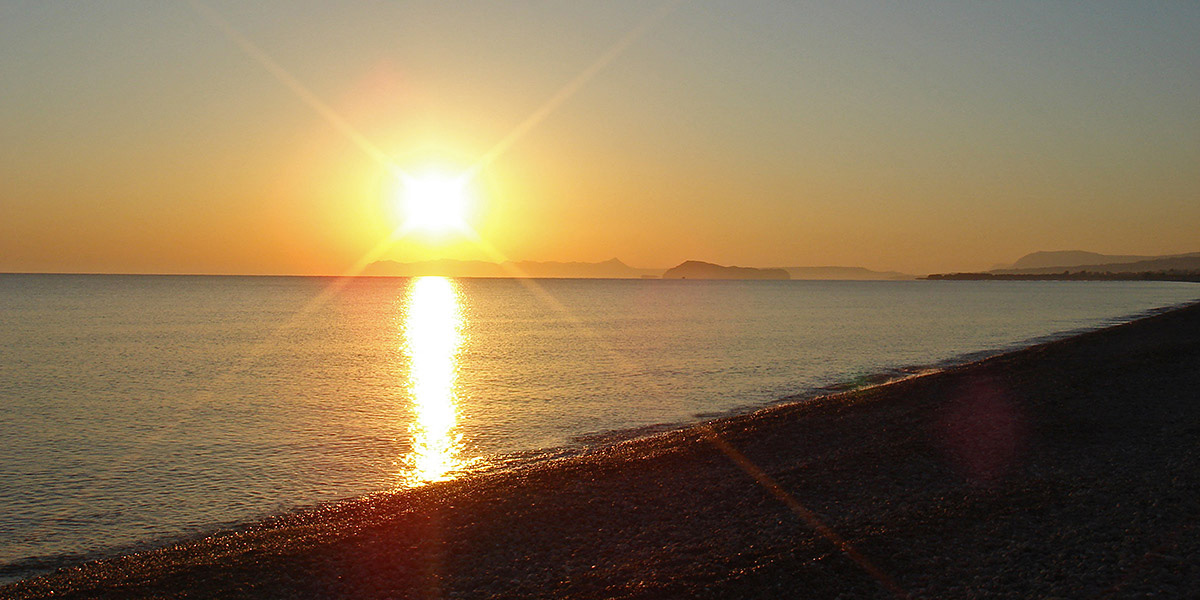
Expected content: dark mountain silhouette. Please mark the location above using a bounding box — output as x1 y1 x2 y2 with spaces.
662 261 789 280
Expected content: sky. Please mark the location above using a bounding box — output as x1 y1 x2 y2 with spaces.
2 1 1198 275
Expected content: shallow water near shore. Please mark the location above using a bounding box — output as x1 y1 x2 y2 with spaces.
1 274 1197 582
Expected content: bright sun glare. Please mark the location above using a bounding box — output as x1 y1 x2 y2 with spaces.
396 171 471 233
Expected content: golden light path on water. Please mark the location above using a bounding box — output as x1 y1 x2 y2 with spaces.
401 276 467 485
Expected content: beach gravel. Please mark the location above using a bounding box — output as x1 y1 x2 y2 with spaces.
3 302 1198 599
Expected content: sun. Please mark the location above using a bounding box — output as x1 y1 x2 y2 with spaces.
394 171 472 233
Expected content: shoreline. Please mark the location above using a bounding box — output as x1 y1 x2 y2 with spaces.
0 300 1167 582
1 292 1192 587
5 300 1200 598
1 300 1175 582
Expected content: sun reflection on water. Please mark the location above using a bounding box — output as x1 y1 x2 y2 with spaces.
401 276 467 485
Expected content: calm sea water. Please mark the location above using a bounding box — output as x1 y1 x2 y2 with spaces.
1 274 1197 581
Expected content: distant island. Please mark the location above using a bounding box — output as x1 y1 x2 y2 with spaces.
662 261 790 280
928 250 1200 282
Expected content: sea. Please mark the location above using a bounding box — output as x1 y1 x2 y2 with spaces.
1 274 1197 583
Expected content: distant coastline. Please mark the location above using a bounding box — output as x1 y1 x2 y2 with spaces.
925 270 1200 282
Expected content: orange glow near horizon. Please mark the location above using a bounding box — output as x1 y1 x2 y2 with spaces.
3 4 1198 277
400 276 467 485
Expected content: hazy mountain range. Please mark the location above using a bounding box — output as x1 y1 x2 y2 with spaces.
783 266 914 280
363 258 658 279
992 251 1200 275
364 259 917 280
365 250 1199 280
